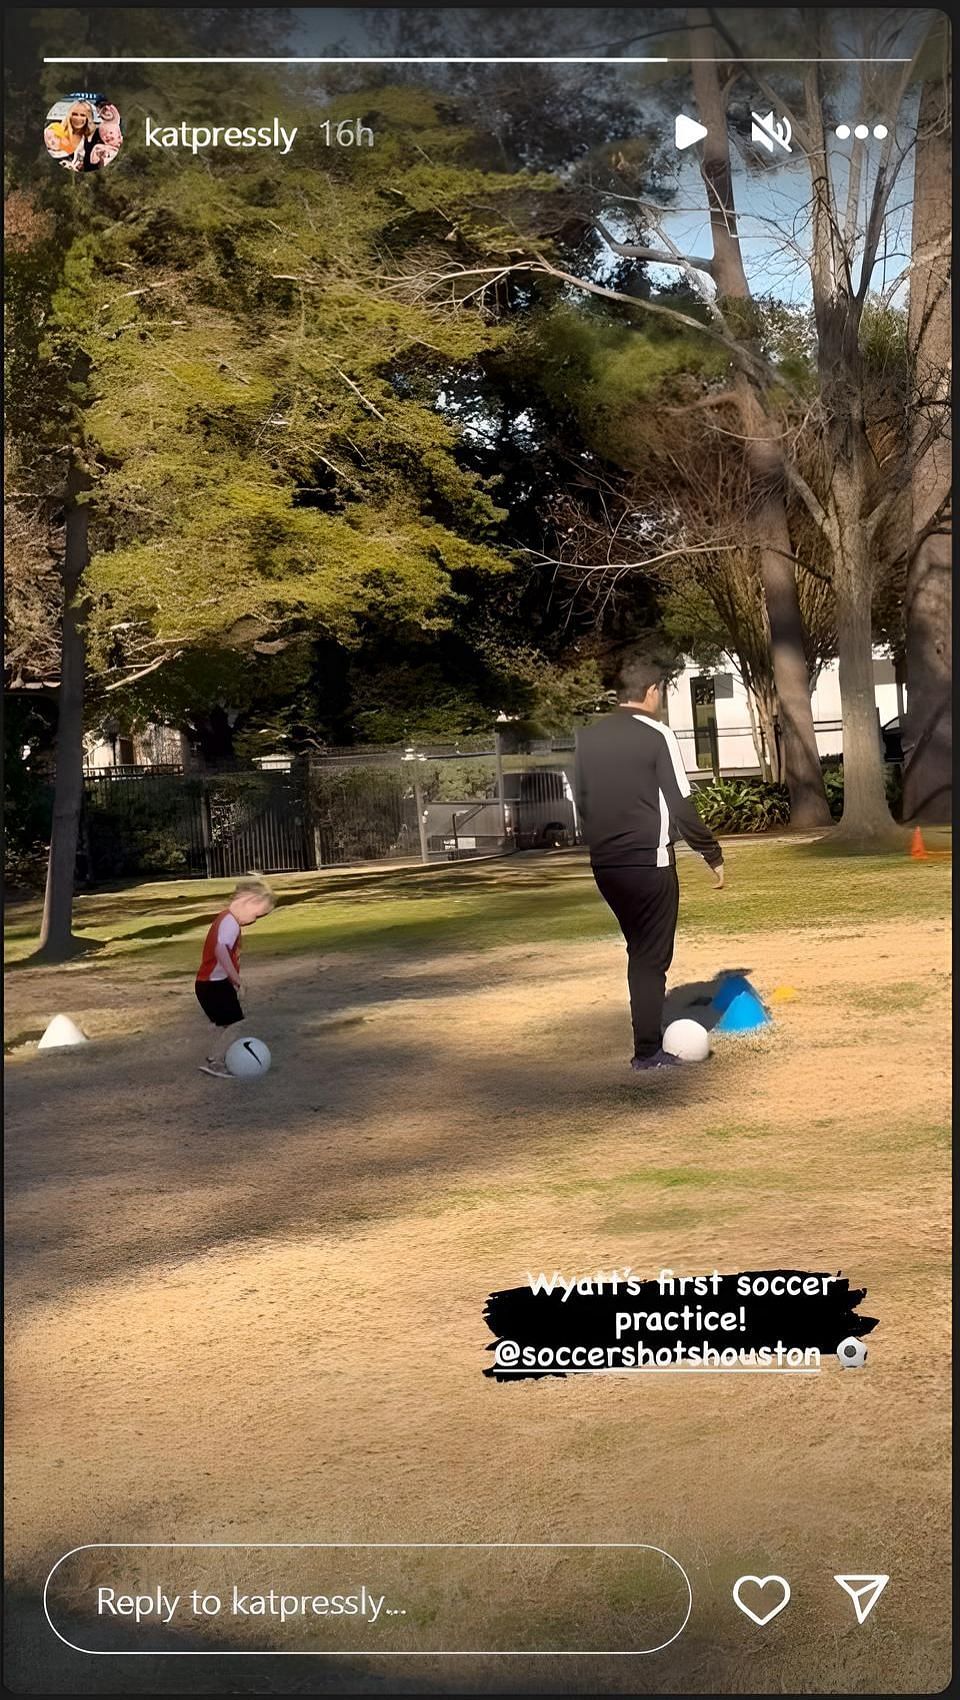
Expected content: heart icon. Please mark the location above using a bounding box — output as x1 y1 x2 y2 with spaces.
732 1574 791 1626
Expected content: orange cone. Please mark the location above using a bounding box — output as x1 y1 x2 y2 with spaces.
910 826 929 859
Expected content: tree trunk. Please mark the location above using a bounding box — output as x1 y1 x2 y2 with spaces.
832 507 898 842
37 450 90 959
689 16 831 828
185 705 236 767
749 655 781 784
903 71 951 823
902 521 951 821
751 470 830 823
803 61 898 844
755 688 781 784
834 588 894 840
741 671 770 780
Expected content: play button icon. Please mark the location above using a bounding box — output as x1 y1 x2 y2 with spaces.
675 113 708 149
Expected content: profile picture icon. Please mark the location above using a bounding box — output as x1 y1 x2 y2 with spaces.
43 92 123 173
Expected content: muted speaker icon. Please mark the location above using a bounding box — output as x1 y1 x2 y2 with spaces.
751 111 792 153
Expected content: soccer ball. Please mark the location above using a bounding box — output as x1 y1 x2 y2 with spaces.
836 1336 867 1368
225 1036 272 1078
661 1018 711 1063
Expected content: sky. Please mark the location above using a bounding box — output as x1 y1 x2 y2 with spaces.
282 7 923 304
41 5 926 302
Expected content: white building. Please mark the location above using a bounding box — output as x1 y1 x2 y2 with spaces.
664 650 904 781
84 723 187 769
82 651 905 784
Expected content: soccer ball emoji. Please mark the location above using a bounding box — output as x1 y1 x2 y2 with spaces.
837 1336 868 1368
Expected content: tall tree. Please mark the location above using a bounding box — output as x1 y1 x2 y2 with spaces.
902 54 951 822
387 19 833 825
4 7 298 953
4 189 95 954
4 27 570 944
685 13 831 826
38 422 91 957
706 10 949 838
396 9 947 841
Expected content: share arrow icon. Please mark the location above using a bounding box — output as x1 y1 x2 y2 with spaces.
834 1574 889 1623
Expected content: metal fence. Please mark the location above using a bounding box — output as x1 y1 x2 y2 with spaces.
83 766 310 880
80 738 581 882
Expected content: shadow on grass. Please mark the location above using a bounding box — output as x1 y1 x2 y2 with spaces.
99 876 607 961
794 823 951 859
7 844 951 979
663 970 754 1033
2 1583 437 1695
107 914 218 944
10 857 591 954
4 1026 46 1055
6 1573 728 1695
6 937 108 973
5 953 708 1300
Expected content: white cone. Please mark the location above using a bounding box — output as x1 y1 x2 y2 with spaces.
37 1014 88 1050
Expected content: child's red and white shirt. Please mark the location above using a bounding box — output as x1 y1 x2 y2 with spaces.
196 910 241 982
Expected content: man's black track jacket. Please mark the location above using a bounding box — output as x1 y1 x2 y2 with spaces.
575 708 724 869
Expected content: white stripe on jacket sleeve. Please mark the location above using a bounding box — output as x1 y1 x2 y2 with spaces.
633 714 693 797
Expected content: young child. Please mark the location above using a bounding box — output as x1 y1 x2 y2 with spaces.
195 877 275 1077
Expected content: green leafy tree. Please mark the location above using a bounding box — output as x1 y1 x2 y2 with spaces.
5 24 558 949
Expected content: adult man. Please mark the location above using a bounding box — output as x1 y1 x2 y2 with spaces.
576 655 725 1070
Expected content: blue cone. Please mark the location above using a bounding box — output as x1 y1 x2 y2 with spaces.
712 975 771 1034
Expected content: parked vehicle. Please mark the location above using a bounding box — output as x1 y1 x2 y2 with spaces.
881 716 903 764
494 768 578 850
422 767 579 859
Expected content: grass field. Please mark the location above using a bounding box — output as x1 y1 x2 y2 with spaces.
4 839 952 1693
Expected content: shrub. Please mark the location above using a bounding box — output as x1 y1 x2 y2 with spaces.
821 760 902 822
821 763 845 821
693 778 791 833
420 760 497 803
3 710 54 890
3 838 48 893
307 764 407 862
884 761 903 821
85 787 190 878
694 762 904 833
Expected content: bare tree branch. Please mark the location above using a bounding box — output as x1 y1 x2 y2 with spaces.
384 254 788 391
592 218 715 276
783 462 832 537
102 650 183 692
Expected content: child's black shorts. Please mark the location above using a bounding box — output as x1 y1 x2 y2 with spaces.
195 979 244 1028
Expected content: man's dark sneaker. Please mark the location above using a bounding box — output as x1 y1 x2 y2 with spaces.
631 1049 683 1071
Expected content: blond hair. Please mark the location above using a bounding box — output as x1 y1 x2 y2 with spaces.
232 875 275 910
67 101 96 140
47 102 96 156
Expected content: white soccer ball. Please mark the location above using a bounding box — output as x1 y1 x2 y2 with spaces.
837 1336 867 1369
225 1036 272 1078
661 1018 711 1063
